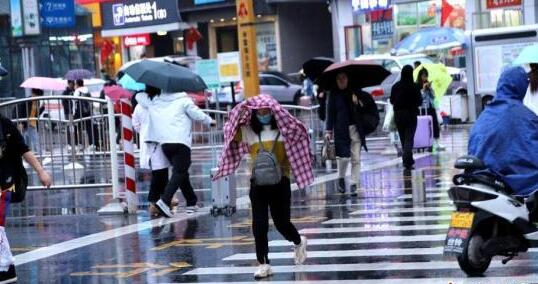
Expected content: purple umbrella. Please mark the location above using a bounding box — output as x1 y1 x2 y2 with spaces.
65 69 93 80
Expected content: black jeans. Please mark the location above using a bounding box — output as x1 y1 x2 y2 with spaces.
249 177 301 264
426 107 440 139
395 110 418 169
161 143 197 206
148 168 169 203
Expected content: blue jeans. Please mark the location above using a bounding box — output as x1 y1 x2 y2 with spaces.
24 126 39 153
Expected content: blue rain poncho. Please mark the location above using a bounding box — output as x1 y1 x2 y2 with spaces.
469 66 538 196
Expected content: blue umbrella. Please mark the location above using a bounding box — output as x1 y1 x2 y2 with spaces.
392 27 465 56
119 74 146 91
513 44 538 66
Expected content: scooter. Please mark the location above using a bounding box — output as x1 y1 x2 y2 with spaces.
444 155 538 276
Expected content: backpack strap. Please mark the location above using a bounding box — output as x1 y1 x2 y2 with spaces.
257 132 267 152
270 132 280 153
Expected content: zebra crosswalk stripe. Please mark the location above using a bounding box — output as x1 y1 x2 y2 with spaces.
350 206 455 215
322 215 451 225
299 223 449 235
268 234 446 247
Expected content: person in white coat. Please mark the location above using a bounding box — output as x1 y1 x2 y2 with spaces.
135 88 215 217
132 86 171 217
524 63 538 115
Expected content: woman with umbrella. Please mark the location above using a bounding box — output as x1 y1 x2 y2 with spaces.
416 67 442 150
126 60 216 217
390 65 423 170
320 62 385 195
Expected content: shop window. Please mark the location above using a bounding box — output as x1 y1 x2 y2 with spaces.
256 22 277 71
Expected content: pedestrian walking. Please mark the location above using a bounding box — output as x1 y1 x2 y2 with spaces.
416 67 443 150
524 63 538 115
213 95 313 279
135 88 215 217
390 65 423 170
16 89 44 153
0 115 51 283
325 72 377 195
132 86 172 217
62 80 75 150
72 79 93 151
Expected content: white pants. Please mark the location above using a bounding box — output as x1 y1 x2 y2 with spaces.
0 227 14 271
337 125 361 186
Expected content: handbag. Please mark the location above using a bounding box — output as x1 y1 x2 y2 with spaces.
354 92 380 136
321 137 336 163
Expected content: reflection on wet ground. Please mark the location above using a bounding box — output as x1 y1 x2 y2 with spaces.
9 127 533 283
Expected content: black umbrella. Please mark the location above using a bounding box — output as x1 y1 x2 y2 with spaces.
0 65 7 77
316 60 391 91
123 60 207 93
302 57 334 81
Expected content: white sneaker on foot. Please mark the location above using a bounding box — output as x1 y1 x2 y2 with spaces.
156 200 173 218
253 264 272 279
186 204 202 214
294 235 308 265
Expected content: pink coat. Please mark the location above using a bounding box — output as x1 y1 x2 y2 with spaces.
213 95 314 188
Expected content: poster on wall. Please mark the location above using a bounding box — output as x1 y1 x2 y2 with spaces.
371 9 394 40
10 0 23 37
442 0 465 29
22 0 40 35
40 0 75 28
396 1 436 26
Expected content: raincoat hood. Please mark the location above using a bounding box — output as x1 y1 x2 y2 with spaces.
469 66 538 196
495 66 528 102
401 65 414 85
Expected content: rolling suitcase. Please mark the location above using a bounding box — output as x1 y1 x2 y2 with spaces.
209 130 237 216
414 108 434 152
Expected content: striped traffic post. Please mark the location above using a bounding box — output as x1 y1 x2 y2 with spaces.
120 99 137 214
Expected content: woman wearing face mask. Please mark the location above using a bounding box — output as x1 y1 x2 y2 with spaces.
214 95 313 279
416 68 442 150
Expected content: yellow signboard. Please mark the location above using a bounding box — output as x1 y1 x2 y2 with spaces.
236 0 259 97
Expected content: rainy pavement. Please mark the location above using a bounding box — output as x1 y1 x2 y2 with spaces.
8 126 537 283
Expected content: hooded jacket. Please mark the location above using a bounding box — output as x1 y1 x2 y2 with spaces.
135 92 213 148
469 66 538 196
390 65 422 114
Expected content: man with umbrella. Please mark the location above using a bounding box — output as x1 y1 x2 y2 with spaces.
319 61 388 195
126 60 216 217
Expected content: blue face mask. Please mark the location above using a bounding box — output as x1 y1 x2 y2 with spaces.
256 114 272 125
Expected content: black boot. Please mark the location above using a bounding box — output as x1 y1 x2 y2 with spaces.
338 178 346 194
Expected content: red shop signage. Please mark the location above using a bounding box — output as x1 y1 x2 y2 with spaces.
486 0 521 9
124 34 151 47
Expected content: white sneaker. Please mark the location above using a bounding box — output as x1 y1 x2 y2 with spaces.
156 200 174 218
185 204 202 214
294 235 308 265
253 264 273 279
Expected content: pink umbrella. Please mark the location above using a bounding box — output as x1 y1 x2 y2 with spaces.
104 85 133 102
20 77 66 91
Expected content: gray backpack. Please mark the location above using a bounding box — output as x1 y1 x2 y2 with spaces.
252 132 282 186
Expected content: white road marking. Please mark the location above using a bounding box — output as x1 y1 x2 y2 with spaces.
322 215 451 225
350 206 455 215
299 223 449 235
268 234 446 247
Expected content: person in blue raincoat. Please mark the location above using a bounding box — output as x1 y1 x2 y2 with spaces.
469 66 538 196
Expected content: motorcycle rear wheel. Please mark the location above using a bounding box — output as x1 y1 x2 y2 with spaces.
457 231 492 276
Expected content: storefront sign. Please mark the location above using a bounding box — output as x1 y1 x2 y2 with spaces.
353 0 391 12
22 0 40 35
123 34 151 46
10 0 23 37
371 9 394 39
101 0 182 37
217 52 241 83
40 0 75 28
486 0 521 9
194 0 225 4
195 60 220 89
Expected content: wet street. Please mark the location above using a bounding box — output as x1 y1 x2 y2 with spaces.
6 126 538 284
